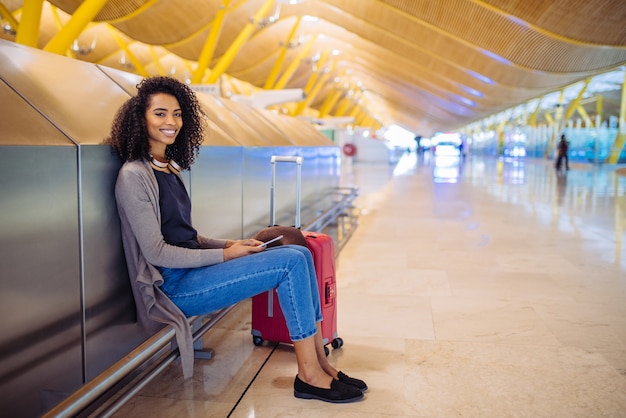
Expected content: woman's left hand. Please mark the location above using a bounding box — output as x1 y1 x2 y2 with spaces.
223 239 265 261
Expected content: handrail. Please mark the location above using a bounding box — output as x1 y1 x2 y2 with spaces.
303 187 359 250
93 305 235 417
304 188 357 231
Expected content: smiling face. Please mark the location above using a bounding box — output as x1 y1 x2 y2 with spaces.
145 93 182 160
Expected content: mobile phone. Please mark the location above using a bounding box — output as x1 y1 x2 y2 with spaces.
257 234 284 247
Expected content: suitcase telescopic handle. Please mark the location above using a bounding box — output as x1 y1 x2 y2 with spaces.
270 156 303 228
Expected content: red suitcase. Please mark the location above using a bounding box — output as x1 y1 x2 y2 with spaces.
251 156 343 354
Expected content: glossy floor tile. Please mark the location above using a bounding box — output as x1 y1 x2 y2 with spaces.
110 154 626 417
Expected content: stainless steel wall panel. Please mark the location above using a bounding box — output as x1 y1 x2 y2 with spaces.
0 74 84 417
80 146 149 380
313 145 342 191
0 146 82 418
299 146 342 221
240 146 339 238
300 146 323 202
2 43 147 384
191 146 245 239
1 42 147 383
0 40 144 414
241 147 281 238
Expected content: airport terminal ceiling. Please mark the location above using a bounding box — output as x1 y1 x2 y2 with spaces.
1 0 625 136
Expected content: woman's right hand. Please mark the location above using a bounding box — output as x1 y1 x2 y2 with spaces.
223 239 264 261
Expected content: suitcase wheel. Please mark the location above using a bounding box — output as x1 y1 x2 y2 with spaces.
331 337 344 349
324 345 330 356
253 336 264 346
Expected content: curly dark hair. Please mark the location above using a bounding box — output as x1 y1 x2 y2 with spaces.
107 76 206 170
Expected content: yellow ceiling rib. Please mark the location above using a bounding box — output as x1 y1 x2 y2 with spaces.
293 59 335 116
545 89 565 153
182 59 194 76
543 112 554 126
361 112 373 126
107 26 149 77
528 97 543 127
355 112 367 126
15 0 44 48
44 0 108 55
564 78 591 121
347 100 361 118
264 15 302 89
205 0 276 84
47 5 75 58
0 2 19 32
606 71 626 164
148 46 165 76
273 34 317 90
332 97 348 117
49 5 63 30
192 0 230 84
303 50 330 95
224 76 245 95
319 87 343 118
576 105 591 126
92 25 132 64
307 68 332 104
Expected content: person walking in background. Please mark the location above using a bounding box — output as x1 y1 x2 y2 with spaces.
556 134 570 171
107 76 366 404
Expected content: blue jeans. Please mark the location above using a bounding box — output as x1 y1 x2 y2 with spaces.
158 245 322 342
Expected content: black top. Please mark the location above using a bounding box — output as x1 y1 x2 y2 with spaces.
153 169 200 249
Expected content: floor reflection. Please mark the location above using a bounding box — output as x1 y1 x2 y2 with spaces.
556 171 568 206
408 152 626 264
432 156 462 183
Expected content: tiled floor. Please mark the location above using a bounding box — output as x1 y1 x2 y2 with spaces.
111 154 626 417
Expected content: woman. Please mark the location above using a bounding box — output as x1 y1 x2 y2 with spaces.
108 76 366 403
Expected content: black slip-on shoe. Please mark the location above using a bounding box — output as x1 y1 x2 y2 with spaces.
337 371 368 392
293 375 364 403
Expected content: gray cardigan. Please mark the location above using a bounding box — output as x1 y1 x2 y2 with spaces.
115 160 227 379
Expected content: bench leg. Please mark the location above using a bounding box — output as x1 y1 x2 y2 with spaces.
192 316 215 360
194 340 215 360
